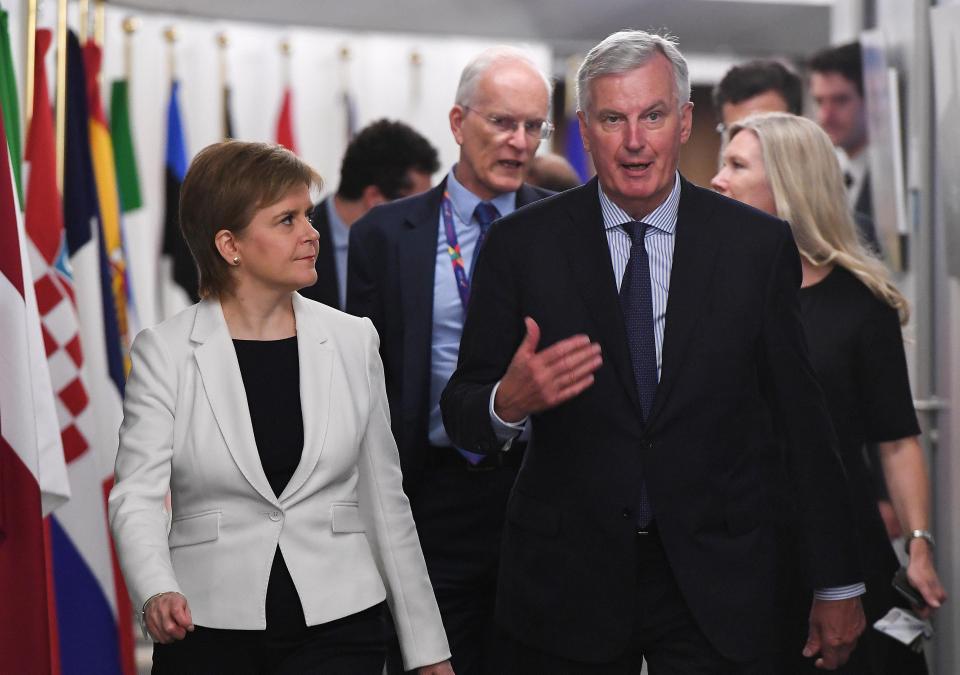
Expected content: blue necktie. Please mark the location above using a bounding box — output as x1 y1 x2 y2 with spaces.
619 221 656 527
454 201 502 466
473 201 500 253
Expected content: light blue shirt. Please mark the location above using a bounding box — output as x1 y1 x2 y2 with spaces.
326 197 351 310
428 167 517 447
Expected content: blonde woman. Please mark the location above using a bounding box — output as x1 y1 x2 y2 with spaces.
109 141 452 674
712 112 945 673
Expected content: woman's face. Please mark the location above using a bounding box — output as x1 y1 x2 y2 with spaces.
231 184 319 294
711 130 777 217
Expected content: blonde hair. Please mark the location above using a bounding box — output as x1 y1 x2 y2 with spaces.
728 112 909 324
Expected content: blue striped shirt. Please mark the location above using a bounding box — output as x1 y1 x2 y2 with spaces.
598 173 681 383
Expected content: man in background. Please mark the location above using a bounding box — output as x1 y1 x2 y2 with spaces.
809 43 877 238
347 47 553 674
713 59 802 134
299 119 439 309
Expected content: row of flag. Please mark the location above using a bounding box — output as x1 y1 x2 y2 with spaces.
0 13 301 675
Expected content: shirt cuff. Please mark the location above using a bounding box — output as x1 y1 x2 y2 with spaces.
813 583 866 601
489 380 528 448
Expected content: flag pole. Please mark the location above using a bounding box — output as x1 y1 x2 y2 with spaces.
122 15 138 81
79 0 89 43
164 25 177 83
94 0 105 47
55 0 67 192
280 38 291 85
218 32 228 138
25 0 37 135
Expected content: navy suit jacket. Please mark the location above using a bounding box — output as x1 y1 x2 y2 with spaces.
346 180 551 494
440 177 860 662
299 197 341 309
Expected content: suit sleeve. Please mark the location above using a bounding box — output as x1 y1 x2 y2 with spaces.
356 319 450 669
108 327 183 610
758 225 860 589
345 219 383 334
441 220 526 454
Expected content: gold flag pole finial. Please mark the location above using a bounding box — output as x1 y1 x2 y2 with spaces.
55 0 68 193
280 39 292 83
410 49 422 67
122 16 139 81
25 0 38 136
164 25 178 81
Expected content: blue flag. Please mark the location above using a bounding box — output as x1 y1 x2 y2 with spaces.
161 81 195 301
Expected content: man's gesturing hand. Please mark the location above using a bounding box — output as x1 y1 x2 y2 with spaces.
803 597 865 670
494 317 602 423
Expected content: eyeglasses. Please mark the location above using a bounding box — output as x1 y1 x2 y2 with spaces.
463 106 554 140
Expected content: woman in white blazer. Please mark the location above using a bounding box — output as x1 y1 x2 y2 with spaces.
109 141 452 674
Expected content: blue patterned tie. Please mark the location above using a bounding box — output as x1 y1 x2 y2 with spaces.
619 221 656 527
453 201 502 466
473 201 500 252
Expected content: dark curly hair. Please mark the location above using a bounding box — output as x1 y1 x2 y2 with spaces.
336 119 440 200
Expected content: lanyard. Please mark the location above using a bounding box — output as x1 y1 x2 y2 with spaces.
441 191 474 311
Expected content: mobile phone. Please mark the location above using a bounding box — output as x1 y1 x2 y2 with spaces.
892 567 927 609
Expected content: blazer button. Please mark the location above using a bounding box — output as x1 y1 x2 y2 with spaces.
622 507 632 519
269 511 282 522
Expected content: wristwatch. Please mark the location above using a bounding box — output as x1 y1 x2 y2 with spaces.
905 529 935 555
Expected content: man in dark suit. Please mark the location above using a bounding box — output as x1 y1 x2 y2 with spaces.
809 43 879 248
441 30 866 673
299 119 438 309
346 48 553 674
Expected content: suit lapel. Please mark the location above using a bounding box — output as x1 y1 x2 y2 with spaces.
647 179 723 426
191 299 278 506
398 182 445 422
558 179 643 415
279 294 333 502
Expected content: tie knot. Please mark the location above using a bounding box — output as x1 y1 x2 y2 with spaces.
621 221 648 245
474 201 501 229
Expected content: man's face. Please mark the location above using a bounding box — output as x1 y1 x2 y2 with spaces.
578 54 693 219
810 71 867 155
449 60 550 200
721 89 789 130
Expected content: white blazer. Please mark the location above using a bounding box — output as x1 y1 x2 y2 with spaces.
108 294 450 670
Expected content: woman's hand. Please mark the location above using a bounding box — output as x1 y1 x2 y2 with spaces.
906 542 947 619
416 660 454 675
144 592 194 644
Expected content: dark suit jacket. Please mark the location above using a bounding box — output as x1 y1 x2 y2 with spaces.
346 179 551 495
440 177 860 663
298 197 341 309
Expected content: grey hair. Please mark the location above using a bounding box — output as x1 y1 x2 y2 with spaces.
455 46 553 108
576 30 690 116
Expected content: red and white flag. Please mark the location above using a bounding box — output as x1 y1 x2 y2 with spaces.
0 54 67 671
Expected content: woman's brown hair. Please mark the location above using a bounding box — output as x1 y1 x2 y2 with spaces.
179 140 321 298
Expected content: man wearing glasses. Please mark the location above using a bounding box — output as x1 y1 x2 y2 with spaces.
346 47 553 675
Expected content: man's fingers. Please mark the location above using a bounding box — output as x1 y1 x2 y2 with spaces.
555 374 596 404
537 335 597 369
802 630 821 658
518 317 541 356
